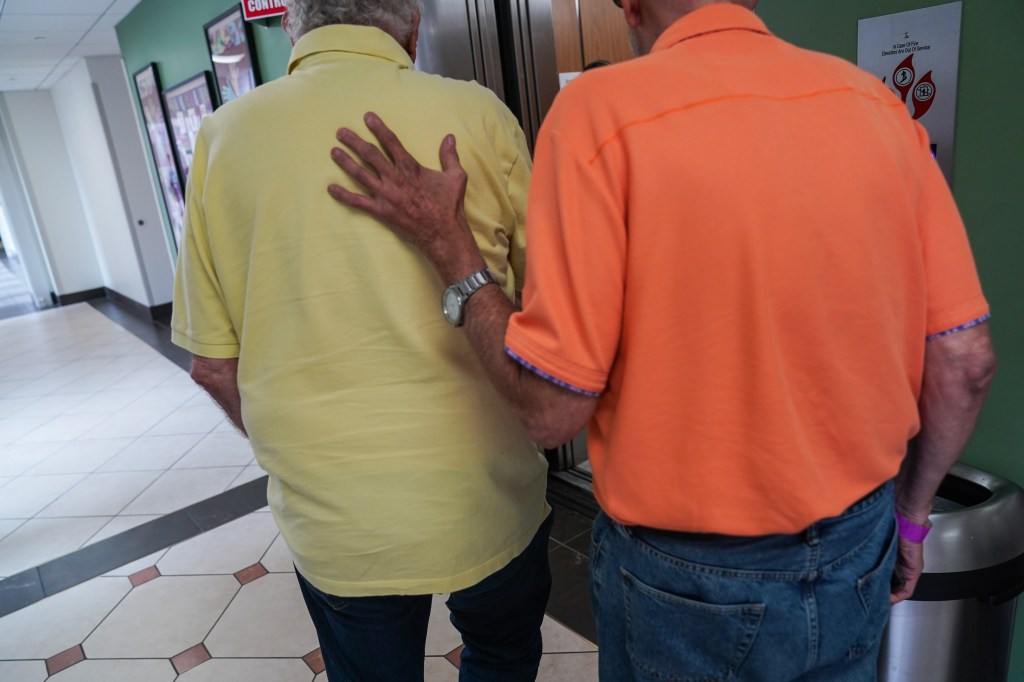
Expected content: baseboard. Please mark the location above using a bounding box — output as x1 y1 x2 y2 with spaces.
150 302 172 323
105 288 171 323
103 287 151 320
53 288 106 306
55 287 171 323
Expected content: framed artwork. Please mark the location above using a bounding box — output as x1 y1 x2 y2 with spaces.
132 63 186 248
204 5 261 105
163 71 217 205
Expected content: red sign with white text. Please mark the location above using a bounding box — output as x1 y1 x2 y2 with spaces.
241 0 286 21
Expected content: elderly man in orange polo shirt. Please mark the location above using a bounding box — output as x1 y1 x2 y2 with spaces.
325 0 995 678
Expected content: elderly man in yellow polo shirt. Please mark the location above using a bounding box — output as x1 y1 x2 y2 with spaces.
170 1 551 679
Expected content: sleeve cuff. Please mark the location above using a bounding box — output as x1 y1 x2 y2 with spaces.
504 347 601 397
926 313 991 341
170 329 240 359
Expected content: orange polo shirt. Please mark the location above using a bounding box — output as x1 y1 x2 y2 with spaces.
504 4 989 535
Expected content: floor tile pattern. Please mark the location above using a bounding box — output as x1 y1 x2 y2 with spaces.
302 649 326 674
45 645 84 676
129 565 160 587
1 510 598 680
234 562 268 585
170 644 211 675
0 303 601 680
0 305 252 575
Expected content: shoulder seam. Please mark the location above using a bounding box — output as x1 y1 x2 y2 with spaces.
587 86 905 165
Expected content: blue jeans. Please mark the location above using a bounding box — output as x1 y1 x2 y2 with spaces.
296 512 553 682
589 482 897 681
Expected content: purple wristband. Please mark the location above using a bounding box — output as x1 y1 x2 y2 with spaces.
896 511 931 543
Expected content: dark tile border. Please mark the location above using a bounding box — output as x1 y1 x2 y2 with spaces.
88 298 190 371
0 476 269 618
3 292 606 647
0 475 601 643
0 567 46 616
0 295 254 616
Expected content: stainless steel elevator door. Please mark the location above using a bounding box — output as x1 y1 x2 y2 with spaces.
415 0 506 102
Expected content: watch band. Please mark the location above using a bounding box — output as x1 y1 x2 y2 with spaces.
895 510 931 543
453 268 496 297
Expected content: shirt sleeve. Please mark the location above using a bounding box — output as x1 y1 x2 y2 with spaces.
170 126 240 359
504 108 627 395
914 123 990 338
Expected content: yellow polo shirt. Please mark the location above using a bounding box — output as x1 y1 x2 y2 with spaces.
172 25 548 596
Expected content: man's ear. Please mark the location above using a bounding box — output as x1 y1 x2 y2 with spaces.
405 11 421 62
281 10 295 46
622 0 642 29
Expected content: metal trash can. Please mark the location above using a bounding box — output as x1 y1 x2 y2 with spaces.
879 463 1024 681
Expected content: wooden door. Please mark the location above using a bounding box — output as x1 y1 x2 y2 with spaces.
550 0 633 75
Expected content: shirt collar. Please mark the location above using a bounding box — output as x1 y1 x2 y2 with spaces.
651 3 772 54
288 24 413 75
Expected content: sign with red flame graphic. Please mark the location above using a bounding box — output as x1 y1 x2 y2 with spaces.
858 2 962 184
883 54 937 121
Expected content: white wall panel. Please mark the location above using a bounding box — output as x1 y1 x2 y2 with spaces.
52 59 149 305
0 89 102 296
87 56 174 304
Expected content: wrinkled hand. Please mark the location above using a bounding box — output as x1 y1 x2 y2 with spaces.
890 537 924 604
327 113 483 283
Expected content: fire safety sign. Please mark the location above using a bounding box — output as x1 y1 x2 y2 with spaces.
857 2 962 184
241 0 286 22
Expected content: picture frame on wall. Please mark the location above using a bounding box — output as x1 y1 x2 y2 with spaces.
204 5 261 105
132 63 187 249
162 71 217 207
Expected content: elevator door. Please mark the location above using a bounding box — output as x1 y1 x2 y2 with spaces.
415 0 506 102
551 0 633 73
415 0 634 150
413 0 635 477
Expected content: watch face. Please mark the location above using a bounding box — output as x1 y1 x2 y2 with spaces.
442 288 462 324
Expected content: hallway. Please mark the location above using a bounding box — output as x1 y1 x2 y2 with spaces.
0 303 599 681
0 256 35 320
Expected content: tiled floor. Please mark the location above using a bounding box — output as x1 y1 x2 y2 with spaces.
0 302 599 680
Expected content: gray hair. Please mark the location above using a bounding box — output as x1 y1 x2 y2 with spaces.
283 0 420 45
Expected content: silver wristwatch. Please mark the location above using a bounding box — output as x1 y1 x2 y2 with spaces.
442 268 497 327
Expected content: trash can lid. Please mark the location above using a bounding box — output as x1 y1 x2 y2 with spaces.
923 462 1024 574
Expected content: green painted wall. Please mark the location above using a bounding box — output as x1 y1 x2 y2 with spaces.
115 0 291 252
117 0 292 87
757 1 1024 677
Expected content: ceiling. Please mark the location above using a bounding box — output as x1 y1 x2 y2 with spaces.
0 0 145 92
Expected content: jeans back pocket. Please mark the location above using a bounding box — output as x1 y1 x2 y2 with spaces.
622 568 764 681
